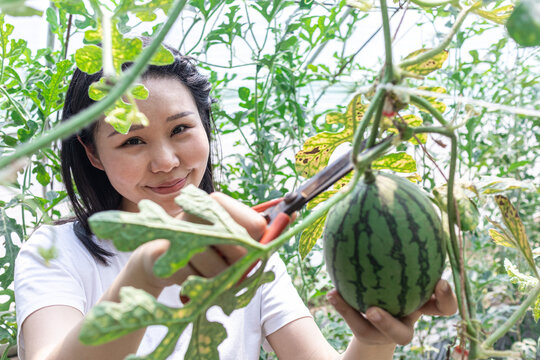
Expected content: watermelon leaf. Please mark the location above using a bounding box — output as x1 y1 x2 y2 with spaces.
83 186 275 358
372 152 417 173
401 49 448 76
494 195 538 278
295 94 366 178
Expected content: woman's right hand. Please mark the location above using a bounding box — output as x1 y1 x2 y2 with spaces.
132 192 268 292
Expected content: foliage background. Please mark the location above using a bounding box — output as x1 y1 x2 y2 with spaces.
0 0 539 359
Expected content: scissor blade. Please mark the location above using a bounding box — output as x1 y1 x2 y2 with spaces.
297 149 354 203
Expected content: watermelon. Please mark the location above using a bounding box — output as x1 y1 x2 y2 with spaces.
323 172 446 317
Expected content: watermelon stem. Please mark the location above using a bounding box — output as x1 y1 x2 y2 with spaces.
351 88 385 162
398 4 474 70
481 281 540 350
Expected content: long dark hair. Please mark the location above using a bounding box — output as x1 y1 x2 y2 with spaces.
61 43 216 264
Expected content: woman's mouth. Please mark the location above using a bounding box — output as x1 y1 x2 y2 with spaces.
148 177 188 195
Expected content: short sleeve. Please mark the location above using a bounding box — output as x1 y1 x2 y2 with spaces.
14 225 87 356
259 254 312 352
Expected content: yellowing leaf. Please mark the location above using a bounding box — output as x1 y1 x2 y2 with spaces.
416 86 447 114
407 173 422 183
295 94 366 178
489 228 515 248
478 177 536 194
131 84 149 100
299 213 327 259
372 152 416 173
401 49 448 76
386 114 427 145
474 4 514 25
495 195 537 277
75 45 102 74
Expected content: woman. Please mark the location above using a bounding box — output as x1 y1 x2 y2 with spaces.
14 43 457 360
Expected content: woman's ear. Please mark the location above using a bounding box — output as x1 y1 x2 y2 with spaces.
77 136 104 171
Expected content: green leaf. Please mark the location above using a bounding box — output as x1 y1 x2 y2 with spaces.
295 94 366 178
150 45 174 66
39 59 73 116
75 45 102 74
88 78 111 101
83 187 276 357
238 87 250 101
506 0 540 47
299 0 314 9
0 0 42 16
89 186 263 277
401 49 449 76
508 160 531 172
130 84 148 100
32 163 51 186
0 208 22 290
372 152 417 173
494 195 537 277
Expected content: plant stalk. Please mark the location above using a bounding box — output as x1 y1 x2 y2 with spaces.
0 0 189 170
399 5 473 69
351 88 385 160
379 0 394 82
482 281 540 349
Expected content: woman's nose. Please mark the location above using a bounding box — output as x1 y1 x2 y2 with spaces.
149 143 180 173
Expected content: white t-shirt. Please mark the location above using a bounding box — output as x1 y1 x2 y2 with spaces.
14 222 311 359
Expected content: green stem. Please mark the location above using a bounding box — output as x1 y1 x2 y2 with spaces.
351 88 385 159
399 5 473 69
412 126 451 136
379 0 394 82
0 0 189 170
482 281 540 349
366 94 385 149
409 0 453 7
410 95 448 126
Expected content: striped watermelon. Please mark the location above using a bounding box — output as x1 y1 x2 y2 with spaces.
323 172 446 317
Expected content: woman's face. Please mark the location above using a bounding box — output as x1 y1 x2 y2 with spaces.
85 76 210 216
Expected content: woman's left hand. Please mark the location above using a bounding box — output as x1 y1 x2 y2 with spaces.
327 279 458 346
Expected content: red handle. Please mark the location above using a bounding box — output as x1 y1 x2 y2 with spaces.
240 213 291 281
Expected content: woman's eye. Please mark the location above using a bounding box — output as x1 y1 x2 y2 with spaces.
123 137 143 146
172 125 187 135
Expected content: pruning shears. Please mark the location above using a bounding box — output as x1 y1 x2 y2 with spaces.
252 148 355 245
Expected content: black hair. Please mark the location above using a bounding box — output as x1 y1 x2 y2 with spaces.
60 43 216 264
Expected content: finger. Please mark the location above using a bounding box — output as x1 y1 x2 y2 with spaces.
212 244 247 265
365 307 417 346
189 247 229 278
419 280 458 316
326 289 386 344
210 192 267 240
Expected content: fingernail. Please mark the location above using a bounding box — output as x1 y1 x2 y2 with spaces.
440 280 449 292
327 293 337 306
367 308 381 322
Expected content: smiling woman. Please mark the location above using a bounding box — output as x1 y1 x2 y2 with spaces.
12 39 457 360
82 77 210 217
